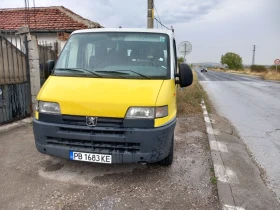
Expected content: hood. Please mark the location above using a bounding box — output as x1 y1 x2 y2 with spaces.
37 76 164 118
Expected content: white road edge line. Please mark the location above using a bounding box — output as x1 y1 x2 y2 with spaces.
198 70 209 81
201 99 243 209
204 116 211 123
214 164 228 182
210 141 228 153
214 164 239 184
223 204 246 210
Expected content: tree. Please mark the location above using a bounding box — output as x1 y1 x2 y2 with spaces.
177 57 184 65
221 52 243 70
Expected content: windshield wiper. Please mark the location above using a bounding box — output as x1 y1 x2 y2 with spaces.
106 70 151 79
94 71 129 78
55 68 102 78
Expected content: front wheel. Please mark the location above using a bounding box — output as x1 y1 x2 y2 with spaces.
159 135 174 166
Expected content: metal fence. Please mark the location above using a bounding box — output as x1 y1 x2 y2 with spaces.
38 41 58 86
0 30 31 125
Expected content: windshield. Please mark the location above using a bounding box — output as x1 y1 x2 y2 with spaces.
54 32 170 79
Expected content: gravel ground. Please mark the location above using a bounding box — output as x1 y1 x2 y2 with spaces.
0 114 219 210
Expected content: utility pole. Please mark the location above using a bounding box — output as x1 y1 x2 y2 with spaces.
147 0 154 28
252 45 256 65
184 43 187 62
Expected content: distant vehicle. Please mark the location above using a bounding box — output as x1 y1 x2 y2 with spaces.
201 67 207 72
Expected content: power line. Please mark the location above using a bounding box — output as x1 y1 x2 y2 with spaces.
33 0 37 29
153 4 162 29
154 17 172 31
27 0 30 25
24 0 27 25
153 2 173 31
24 0 31 26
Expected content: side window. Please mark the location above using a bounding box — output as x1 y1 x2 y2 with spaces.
173 39 177 73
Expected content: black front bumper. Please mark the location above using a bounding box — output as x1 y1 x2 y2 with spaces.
33 119 176 164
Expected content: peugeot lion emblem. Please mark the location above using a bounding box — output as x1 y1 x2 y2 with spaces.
86 117 98 126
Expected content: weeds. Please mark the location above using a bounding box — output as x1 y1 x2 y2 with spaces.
250 65 267 73
177 70 211 116
212 68 280 81
210 176 217 184
263 71 280 81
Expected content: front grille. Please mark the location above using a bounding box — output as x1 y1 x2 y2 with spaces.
59 127 125 135
46 137 140 153
62 115 123 127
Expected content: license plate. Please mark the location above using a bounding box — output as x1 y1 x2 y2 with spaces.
70 151 112 164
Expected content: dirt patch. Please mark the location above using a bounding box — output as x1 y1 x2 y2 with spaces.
44 161 64 172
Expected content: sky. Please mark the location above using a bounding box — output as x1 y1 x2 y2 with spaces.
1 0 279 65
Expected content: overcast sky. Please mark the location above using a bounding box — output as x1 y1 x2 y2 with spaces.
1 0 279 65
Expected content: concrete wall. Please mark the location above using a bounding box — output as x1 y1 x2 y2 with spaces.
27 35 40 114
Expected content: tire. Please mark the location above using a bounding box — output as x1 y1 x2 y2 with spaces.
201 70 203 72
206 70 207 72
159 135 174 166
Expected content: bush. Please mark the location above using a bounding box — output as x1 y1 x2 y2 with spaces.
270 65 279 71
250 65 267 72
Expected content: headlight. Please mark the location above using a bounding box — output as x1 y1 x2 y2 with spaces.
126 107 154 119
35 101 39 111
39 101 61 115
125 106 168 119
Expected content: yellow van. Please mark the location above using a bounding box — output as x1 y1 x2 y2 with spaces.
33 28 193 166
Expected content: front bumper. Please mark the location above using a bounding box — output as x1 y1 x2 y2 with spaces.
33 119 176 164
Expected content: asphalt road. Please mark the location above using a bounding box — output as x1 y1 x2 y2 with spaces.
196 69 280 200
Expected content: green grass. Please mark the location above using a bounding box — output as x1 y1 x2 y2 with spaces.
177 70 211 116
210 176 217 184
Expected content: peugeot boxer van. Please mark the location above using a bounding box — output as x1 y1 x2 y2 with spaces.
33 28 193 166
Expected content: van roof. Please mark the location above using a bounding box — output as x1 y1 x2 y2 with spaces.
72 28 174 37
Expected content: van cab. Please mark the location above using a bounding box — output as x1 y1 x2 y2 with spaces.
33 28 193 166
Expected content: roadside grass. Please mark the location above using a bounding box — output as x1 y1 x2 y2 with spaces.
212 68 280 81
177 70 211 116
262 71 280 81
210 176 217 184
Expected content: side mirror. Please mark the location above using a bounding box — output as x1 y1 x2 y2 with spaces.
46 60 55 75
177 63 193 87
